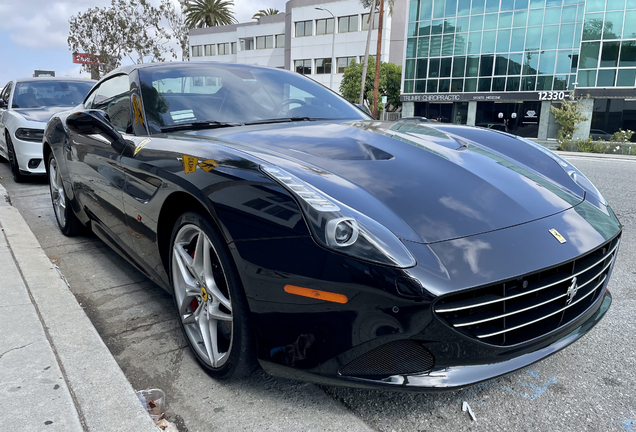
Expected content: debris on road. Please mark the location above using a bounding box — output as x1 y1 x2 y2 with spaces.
51 263 70 289
156 419 178 431
462 401 477 422
136 388 166 422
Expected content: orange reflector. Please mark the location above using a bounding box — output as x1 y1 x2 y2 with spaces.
284 285 348 304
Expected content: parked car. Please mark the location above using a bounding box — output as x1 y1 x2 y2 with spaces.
0 78 95 181
589 129 613 141
44 62 621 391
477 122 510 133
397 116 435 123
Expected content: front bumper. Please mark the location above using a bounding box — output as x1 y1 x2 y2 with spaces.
12 135 45 175
260 290 611 391
231 201 621 391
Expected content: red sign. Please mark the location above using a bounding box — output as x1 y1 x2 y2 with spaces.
73 53 100 65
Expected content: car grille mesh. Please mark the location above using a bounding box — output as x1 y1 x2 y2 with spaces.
434 235 620 346
339 340 435 378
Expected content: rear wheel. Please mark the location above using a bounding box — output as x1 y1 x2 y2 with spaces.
6 133 25 183
49 153 83 236
169 211 255 379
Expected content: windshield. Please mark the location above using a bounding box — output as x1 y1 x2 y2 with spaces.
138 64 370 133
12 81 94 108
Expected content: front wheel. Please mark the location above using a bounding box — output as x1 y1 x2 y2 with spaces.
6 134 25 183
169 211 255 379
49 153 83 236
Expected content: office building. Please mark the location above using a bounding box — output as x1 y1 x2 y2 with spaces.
189 0 408 92
400 0 636 138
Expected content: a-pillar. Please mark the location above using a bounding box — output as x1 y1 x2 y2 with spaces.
402 101 414 118
572 98 594 140
537 101 552 140
467 101 477 126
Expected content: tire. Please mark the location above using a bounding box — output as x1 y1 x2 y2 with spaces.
6 133 25 183
48 152 83 236
169 211 255 379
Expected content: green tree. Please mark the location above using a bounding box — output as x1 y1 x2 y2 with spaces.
550 92 590 150
162 0 190 61
184 0 237 28
339 58 402 115
252 8 280 20
68 0 176 79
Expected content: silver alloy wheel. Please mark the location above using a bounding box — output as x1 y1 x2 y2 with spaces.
172 224 233 368
49 157 67 228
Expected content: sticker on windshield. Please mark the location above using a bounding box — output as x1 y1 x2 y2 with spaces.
171 110 196 123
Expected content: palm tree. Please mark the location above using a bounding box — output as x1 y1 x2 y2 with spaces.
252 8 280 20
184 0 237 28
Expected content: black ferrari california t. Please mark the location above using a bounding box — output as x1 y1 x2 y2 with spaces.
43 62 621 391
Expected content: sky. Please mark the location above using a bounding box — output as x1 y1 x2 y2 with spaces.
0 0 287 85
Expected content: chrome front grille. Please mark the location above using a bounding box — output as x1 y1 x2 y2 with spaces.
434 235 620 346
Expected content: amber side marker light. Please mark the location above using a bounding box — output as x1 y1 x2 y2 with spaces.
284 285 348 304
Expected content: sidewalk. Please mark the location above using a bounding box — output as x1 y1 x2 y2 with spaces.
0 184 158 432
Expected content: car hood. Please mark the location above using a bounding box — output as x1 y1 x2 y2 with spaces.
185 121 584 244
14 106 72 123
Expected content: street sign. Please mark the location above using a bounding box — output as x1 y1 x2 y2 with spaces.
73 53 100 65
381 95 387 104
33 70 55 77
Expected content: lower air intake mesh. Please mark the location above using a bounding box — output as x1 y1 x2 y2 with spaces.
339 340 434 378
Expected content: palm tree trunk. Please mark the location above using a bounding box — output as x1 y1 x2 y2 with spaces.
359 0 376 106
372 0 384 118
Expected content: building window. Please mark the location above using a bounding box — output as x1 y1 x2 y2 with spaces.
192 45 203 57
240 38 254 50
295 20 313 37
218 43 230 55
337 56 357 73
231 42 237 54
295 59 312 75
204 44 216 56
338 15 359 33
316 18 335 35
256 36 274 49
276 34 285 48
316 58 332 74
361 13 379 31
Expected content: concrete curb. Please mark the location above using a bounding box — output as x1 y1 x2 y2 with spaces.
555 150 636 161
0 184 158 432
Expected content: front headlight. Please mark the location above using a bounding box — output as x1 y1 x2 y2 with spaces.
261 165 416 268
15 128 44 142
515 136 607 205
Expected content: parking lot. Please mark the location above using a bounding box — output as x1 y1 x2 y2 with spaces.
1 154 634 432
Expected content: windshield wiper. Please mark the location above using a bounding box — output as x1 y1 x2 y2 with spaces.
160 121 242 133
244 117 327 125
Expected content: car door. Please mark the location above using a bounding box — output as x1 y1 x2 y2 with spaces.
67 74 133 246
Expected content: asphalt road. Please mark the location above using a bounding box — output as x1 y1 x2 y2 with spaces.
0 154 634 432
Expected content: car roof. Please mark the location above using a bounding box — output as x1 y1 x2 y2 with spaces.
13 77 96 83
101 61 281 80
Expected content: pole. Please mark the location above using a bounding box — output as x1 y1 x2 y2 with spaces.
360 0 376 106
316 8 336 91
372 0 384 118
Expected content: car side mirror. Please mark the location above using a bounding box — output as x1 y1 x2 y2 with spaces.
66 110 133 155
0 100 7 109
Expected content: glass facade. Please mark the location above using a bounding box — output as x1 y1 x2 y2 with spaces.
404 0 636 93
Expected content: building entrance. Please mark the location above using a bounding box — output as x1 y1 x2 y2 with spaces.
475 101 541 138
414 102 469 124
